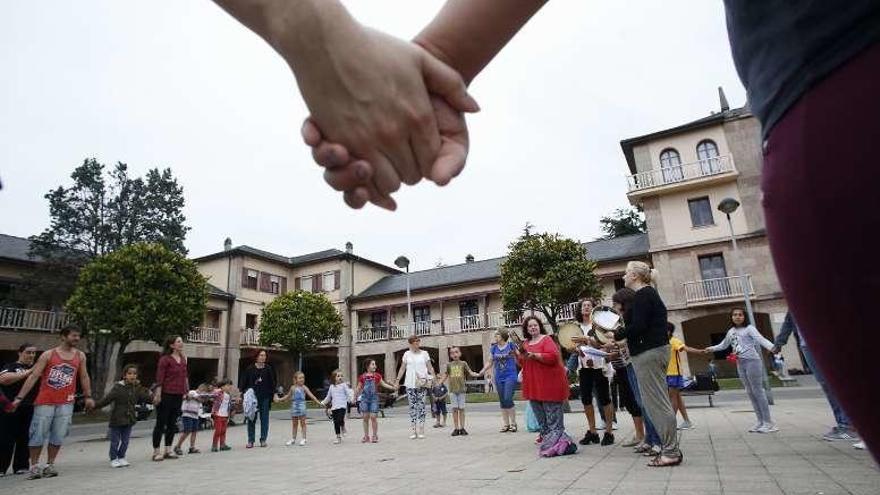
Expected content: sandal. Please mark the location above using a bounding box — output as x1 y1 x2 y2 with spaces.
163 452 178 460
499 425 511 433
648 454 683 467
152 453 164 462
509 424 518 433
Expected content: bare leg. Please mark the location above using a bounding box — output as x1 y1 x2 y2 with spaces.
675 389 690 422
175 432 190 449
452 409 461 430
668 388 680 418
46 445 61 465
603 404 615 434
633 416 645 441
189 432 197 448
460 409 467 430
441 412 447 427
299 418 307 440
370 415 378 437
584 405 597 434
508 407 517 427
362 413 371 437
29 446 42 467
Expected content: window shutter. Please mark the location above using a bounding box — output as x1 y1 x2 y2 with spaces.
280 277 288 294
241 267 249 288
259 272 271 292
294 277 301 291
334 270 341 290
314 273 323 292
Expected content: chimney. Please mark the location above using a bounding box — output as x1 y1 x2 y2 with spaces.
345 241 353 254
465 254 475 263
718 86 730 113
223 238 232 251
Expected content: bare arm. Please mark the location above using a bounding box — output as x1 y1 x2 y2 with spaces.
13 352 49 403
274 386 292 403
0 367 33 386
414 0 549 84
303 386 321 404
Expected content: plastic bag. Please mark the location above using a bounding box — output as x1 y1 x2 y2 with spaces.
525 402 541 432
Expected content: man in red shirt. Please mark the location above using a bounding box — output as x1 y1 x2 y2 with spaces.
12 325 94 480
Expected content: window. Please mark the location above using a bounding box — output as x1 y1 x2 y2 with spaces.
696 139 721 174
299 276 313 293
269 275 280 294
698 254 730 298
413 306 431 334
370 311 388 329
688 197 714 227
613 278 626 291
244 269 258 290
459 300 479 330
245 313 258 330
659 148 683 183
323 272 335 292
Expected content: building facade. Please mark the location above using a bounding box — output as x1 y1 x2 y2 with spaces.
620 90 797 378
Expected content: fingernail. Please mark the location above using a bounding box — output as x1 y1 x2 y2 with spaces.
355 163 370 181
465 94 481 112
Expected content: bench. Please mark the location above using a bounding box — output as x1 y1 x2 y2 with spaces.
681 389 715 407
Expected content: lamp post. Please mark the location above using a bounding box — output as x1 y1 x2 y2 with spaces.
395 256 412 335
717 197 773 404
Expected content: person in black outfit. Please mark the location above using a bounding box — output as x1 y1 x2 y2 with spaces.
616 261 681 467
239 349 276 448
0 343 38 476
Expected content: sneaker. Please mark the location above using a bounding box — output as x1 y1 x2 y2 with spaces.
173 446 184 456
451 429 461 437
612 421 619 431
748 423 763 433
460 429 469 436
758 423 779 433
596 419 606 430
211 446 219 452
853 441 866 450
26 466 42 480
410 432 418 440
41 464 58 478
187 447 200 454
333 437 342 445
117 458 130 467
601 432 615 446
246 442 254 449
417 432 426 439
433 423 442 428
298 439 307 446
678 420 693 430
259 441 267 448
371 435 378 443
163 452 178 460
219 445 232 451
579 432 600 445
110 459 122 468
823 428 857 442
15 469 29 475
285 439 297 446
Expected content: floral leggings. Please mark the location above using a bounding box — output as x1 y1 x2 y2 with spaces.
406 388 427 426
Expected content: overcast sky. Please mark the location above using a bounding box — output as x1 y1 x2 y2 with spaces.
1 1 745 272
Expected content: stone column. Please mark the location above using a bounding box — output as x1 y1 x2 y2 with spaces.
385 349 397 381
438 343 449 377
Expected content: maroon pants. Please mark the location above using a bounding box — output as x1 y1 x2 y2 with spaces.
763 42 880 460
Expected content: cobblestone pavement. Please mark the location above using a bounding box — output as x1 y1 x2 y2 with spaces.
1 396 876 495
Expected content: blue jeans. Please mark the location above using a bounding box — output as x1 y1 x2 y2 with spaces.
29 404 73 447
626 364 660 445
801 344 851 429
495 376 516 409
247 397 271 443
109 425 132 460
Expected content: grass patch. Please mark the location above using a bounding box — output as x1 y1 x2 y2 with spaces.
716 375 789 390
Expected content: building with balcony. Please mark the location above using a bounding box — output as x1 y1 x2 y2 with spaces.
619 89 795 378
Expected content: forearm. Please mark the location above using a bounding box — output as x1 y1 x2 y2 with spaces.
413 0 548 84
15 374 40 400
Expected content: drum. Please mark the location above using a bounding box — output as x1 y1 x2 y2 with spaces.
590 305 624 345
557 321 584 351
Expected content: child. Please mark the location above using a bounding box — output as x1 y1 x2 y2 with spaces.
321 370 353 444
89 364 151 468
211 379 235 452
354 359 395 443
431 375 448 428
174 384 211 456
445 346 482 436
275 371 321 446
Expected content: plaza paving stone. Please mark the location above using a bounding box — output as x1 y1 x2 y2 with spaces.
0 396 876 494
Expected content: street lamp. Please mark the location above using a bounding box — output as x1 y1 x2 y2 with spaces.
395 256 412 335
717 197 773 403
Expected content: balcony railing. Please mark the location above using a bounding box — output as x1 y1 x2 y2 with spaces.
239 328 339 347
188 327 221 344
357 301 582 343
683 275 754 304
0 307 71 332
626 155 734 192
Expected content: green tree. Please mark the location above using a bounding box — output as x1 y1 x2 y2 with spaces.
66 243 207 397
258 291 344 370
24 158 189 307
599 206 646 240
500 226 602 333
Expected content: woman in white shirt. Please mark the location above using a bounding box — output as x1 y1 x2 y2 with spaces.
703 308 777 433
394 335 436 439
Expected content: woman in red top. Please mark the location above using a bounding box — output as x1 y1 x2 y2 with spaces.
517 316 577 457
151 335 189 462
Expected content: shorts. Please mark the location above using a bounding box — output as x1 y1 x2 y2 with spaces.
358 397 379 414
449 392 466 410
666 375 685 389
432 400 447 415
578 367 611 407
29 403 74 447
291 401 307 418
181 416 199 433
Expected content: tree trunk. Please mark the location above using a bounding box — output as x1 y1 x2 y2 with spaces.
88 335 126 399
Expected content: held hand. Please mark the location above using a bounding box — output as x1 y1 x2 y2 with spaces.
771 346 781 355
10 398 21 412
153 393 162 406
303 94 470 209
84 398 95 411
